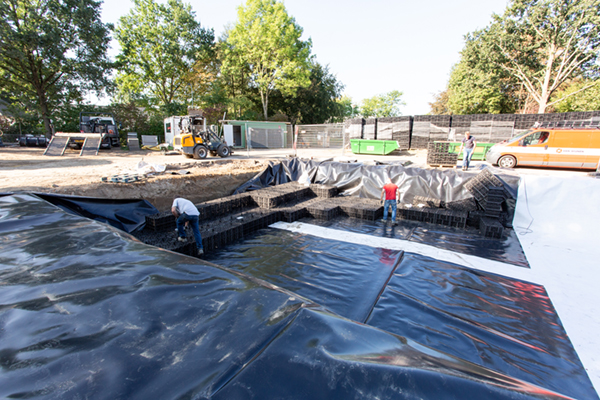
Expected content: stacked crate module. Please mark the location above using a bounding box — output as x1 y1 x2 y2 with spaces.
345 118 364 140
411 115 451 149
514 113 542 135
427 142 458 167
450 114 471 139
410 115 432 149
467 114 516 143
490 114 516 143
429 115 452 142
363 118 377 140
376 116 412 149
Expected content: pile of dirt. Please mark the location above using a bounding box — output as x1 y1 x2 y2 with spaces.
0 147 270 210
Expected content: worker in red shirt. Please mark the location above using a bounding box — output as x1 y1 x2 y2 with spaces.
380 177 400 225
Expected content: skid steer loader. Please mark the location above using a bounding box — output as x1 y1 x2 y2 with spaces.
173 115 233 159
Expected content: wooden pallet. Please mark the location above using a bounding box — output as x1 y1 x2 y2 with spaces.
427 164 457 168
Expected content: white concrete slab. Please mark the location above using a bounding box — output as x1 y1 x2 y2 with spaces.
271 175 600 394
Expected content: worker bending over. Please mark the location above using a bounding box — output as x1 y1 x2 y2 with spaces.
172 196 204 257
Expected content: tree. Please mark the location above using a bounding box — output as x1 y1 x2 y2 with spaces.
225 0 312 120
0 0 112 136
552 79 600 112
446 38 518 115
332 96 359 122
270 62 344 125
217 29 259 120
429 90 451 115
115 0 215 108
473 0 600 113
359 91 405 118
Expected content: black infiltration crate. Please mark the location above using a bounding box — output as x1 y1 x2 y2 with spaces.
306 204 340 220
141 176 512 256
480 217 504 238
445 197 477 212
450 211 468 229
309 184 338 198
337 198 382 221
145 210 175 231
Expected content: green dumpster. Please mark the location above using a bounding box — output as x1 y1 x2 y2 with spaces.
350 139 399 155
447 142 495 161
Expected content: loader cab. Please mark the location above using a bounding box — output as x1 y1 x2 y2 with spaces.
173 115 207 154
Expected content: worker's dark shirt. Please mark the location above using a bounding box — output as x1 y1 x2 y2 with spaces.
462 136 476 149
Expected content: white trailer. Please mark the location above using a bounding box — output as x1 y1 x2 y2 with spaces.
163 116 184 147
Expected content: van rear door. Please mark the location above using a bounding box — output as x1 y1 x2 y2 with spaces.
546 130 588 168
584 131 600 169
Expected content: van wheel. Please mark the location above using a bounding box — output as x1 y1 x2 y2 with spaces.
498 155 516 169
193 145 208 159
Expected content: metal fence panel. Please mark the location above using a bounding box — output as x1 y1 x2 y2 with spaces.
248 127 285 148
296 124 345 149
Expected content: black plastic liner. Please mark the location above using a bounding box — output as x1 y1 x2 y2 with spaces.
1 194 597 399
233 160 527 267
205 227 596 400
202 228 403 322
2 192 158 232
306 216 529 267
234 158 322 193
234 159 520 206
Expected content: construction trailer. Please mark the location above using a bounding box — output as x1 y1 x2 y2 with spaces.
220 120 292 149
163 116 184 147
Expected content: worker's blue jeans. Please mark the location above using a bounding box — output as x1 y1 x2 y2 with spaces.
177 213 203 250
383 200 397 221
462 148 474 169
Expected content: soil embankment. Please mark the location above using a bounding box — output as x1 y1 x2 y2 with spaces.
0 147 270 210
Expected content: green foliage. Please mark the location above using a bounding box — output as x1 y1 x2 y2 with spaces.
270 63 344 124
359 91 405 118
0 0 113 135
225 0 312 120
0 115 13 134
115 0 215 107
552 80 600 112
451 0 600 114
218 30 257 119
446 41 518 115
428 90 450 115
331 96 359 122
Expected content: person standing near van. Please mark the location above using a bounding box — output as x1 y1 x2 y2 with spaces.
172 196 204 256
459 132 476 171
380 178 400 225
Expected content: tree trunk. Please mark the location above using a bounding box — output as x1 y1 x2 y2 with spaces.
260 89 269 121
537 44 556 114
37 88 53 137
537 96 548 114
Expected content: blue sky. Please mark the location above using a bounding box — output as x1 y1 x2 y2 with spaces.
100 0 509 115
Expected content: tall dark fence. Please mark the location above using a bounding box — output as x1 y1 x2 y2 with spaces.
329 111 600 150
